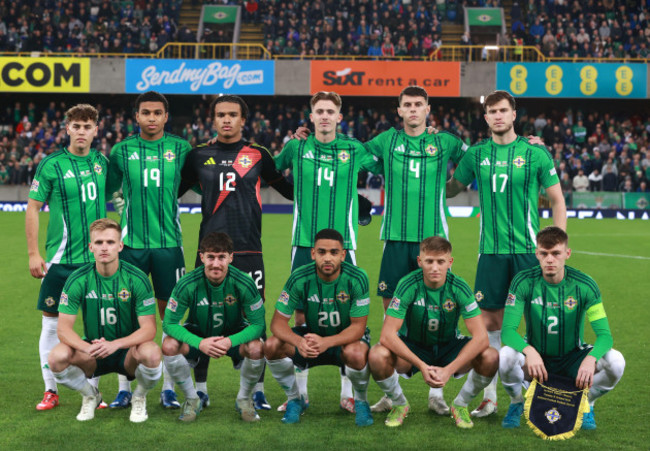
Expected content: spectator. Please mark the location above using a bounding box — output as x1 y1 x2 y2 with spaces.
573 168 589 192
602 166 618 191
588 169 603 191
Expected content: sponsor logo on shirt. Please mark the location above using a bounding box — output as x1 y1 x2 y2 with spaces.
57 294 66 306
532 296 543 306
128 152 140 160
118 289 131 302
225 294 237 306
145 156 160 161
307 294 320 304
356 297 370 307
550 168 557 176
143 297 155 307
513 156 526 168
167 298 178 312
393 144 406 154
506 293 516 306
250 299 263 311
93 163 103 174
86 290 98 299
63 170 75 179
425 144 438 156
414 298 425 307
278 290 290 305
204 157 216 165
443 299 455 312
475 291 484 302
564 296 577 310
338 150 350 163
302 151 315 159
480 158 491 166
164 150 176 162
495 161 508 167
30 179 40 192
546 302 560 309
336 291 350 303
388 297 400 310
197 297 209 307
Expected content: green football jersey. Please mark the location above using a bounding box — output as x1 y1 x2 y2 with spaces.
276 261 370 336
58 261 155 342
365 129 467 242
28 148 108 264
107 133 192 249
502 265 610 359
453 137 560 254
163 265 265 349
387 269 480 346
275 134 381 250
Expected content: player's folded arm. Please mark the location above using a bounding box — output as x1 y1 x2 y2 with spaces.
588 312 614 360
228 297 266 347
324 315 368 349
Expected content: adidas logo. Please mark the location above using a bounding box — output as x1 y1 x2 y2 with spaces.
480 158 491 166
415 298 425 307
86 290 98 299
303 151 315 159
204 157 216 165
307 294 320 304
197 297 209 307
532 296 543 306
394 144 406 154
128 152 139 160
63 170 75 179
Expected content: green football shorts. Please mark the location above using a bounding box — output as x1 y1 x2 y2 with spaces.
377 241 421 298
37 263 84 313
120 246 185 301
473 253 538 309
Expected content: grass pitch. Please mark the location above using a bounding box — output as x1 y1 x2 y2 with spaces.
0 211 647 450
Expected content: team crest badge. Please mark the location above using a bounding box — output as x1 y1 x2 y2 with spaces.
45 296 55 307
238 155 253 168
545 408 561 424
278 290 290 305
443 299 455 312
225 294 237 306
564 296 577 310
506 293 516 306
338 150 350 163
118 289 130 302
336 291 350 303
378 281 388 292
475 291 484 302
425 144 438 156
513 156 526 168
164 150 176 162
93 163 103 174
388 297 400 310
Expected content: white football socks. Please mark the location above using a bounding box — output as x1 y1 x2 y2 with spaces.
267 357 300 400
454 370 493 407
499 346 526 404
344 365 369 402
237 358 265 401
118 374 132 392
483 330 502 401
376 371 407 406
53 365 96 397
39 316 59 392
133 363 162 397
163 354 197 399
160 332 174 391
588 349 625 405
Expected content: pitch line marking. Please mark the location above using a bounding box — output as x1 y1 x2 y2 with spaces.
573 250 650 260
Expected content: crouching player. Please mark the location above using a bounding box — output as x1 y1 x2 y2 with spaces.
265 229 373 426
368 236 498 428
162 232 266 423
48 218 162 422
500 226 625 429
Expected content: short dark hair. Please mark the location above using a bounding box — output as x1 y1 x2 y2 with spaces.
211 95 249 120
399 85 428 105
199 232 234 254
537 226 568 249
484 90 516 112
420 236 452 254
135 91 169 113
65 104 98 124
314 228 343 246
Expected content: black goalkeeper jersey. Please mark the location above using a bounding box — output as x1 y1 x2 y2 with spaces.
180 139 292 254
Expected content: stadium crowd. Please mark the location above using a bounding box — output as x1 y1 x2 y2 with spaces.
0 0 183 54
1 98 649 194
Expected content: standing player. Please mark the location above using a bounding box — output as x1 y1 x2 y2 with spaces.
26 104 109 410
179 95 293 410
446 90 567 417
274 91 382 412
365 85 468 415
499 227 625 429
161 232 266 422
107 91 192 409
264 229 374 427
48 218 162 423
368 237 498 428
